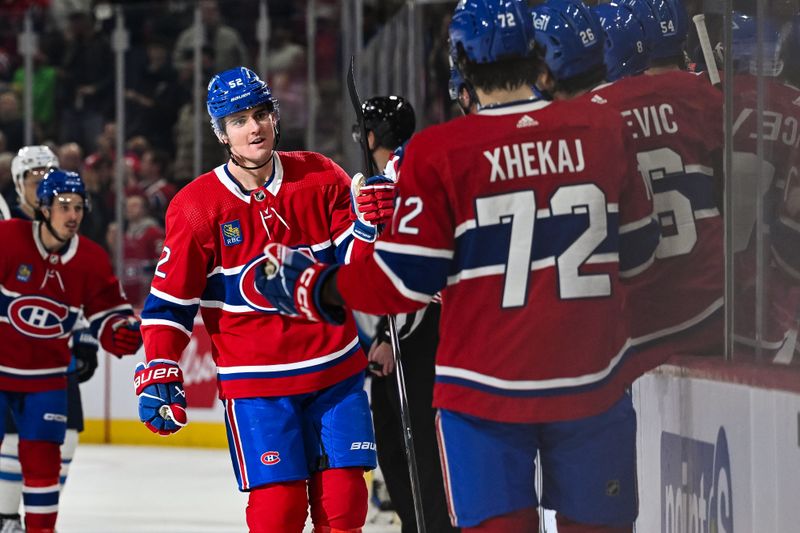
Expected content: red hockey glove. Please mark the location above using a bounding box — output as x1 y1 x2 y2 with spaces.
356 177 396 226
350 173 396 242
254 243 344 324
101 316 142 357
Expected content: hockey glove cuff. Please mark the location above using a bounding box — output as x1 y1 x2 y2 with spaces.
255 243 345 324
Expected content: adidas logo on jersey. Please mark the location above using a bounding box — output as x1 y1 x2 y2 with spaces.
516 115 539 128
591 95 607 105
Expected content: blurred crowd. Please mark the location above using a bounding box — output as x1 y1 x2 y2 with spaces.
0 0 418 306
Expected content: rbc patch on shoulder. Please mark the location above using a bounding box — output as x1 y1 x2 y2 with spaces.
221 220 244 247
16 264 32 282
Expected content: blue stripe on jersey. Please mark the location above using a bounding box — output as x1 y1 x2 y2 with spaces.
217 342 361 381
334 233 354 264
652 172 718 211
453 211 619 273
313 244 337 264
141 293 198 332
435 344 635 398
203 272 248 308
0 473 21 482
374 249 450 297
22 490 59 506
619 218 660 273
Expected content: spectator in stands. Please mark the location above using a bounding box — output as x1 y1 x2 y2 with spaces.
57 142 84 173
57 9 113 152
172 0 249 73
0 92 24 152
173 46 225 185
132 148 175 221
11 46 58 141
125 38 183 154
106 194 165 307
0 151 13 206
80 153 113 247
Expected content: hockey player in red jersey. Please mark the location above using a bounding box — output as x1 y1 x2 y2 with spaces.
137 67 382 533
0 169 141 533
534 0 724 375
253 1 660 531
728 12 800 361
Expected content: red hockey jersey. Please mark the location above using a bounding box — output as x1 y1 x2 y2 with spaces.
0 219 133 391
586 72 725 371
337 98 659 423
730 74 800 358
141 151 369 399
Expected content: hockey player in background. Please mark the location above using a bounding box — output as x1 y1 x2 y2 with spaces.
0 169 141 533
253 0 660 531
535 0 724 374
357 95 458 533
0 147 105 533
136 66 383 533
727 11 800 361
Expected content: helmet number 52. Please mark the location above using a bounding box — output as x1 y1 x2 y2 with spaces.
227 78 244 88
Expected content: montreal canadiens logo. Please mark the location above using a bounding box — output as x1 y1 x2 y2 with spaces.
7 296 70 339
260 451 280 465
238 254 279 312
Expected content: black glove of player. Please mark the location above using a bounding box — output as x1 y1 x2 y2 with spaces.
73 329 99 383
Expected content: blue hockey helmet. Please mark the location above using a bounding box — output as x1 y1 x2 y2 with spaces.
36 169 87 207
624 0 688 63
594 2 649 80
448 0 536 65
206 66 278 133
618 0 660 56
731 12 790 77
532 0 605 81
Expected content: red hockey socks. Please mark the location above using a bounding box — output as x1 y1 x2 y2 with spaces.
309 467 367 531
556 514 633 533
19 440 60 533
246 480 308 533
462 506 539 533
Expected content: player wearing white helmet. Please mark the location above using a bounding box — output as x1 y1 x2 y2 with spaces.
10 146 59 220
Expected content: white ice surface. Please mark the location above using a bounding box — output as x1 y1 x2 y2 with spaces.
56 444 401 533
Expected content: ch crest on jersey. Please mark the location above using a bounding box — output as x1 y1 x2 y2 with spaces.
6 295 71 339
16 264 32 282
221 220 243 247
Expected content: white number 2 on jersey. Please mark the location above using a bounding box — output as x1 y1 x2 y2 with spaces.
475 184 610 309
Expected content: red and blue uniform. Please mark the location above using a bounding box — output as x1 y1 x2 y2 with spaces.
141 151 377 495
141 152 371 398
337 97 659 424
586 71 725 372
730 74 800 359
0 217 132 530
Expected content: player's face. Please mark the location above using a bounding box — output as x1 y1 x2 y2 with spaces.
23 168 49 207
223 105 276 164
45 193 85 239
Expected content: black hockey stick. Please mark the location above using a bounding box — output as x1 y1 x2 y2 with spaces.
347 57 427 533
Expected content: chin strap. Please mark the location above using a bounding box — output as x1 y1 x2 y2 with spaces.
39 214 69 247
226 144 274 170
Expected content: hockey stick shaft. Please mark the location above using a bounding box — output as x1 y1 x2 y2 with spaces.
346 57 427 533
693 14 721 86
